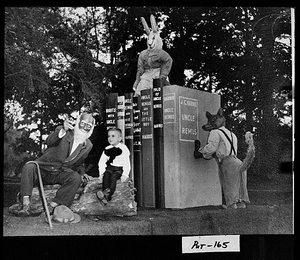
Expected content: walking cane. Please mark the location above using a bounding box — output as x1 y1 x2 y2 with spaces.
26 161 53 228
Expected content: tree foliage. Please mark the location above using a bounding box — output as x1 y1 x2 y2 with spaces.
4 6 292 176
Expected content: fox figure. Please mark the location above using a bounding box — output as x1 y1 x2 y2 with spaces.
194 108 255 209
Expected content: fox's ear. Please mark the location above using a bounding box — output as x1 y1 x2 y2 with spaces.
217 108 224 117
206 111 212 119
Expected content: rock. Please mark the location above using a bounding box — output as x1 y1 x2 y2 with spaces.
71 178 137 217
9 178 137 217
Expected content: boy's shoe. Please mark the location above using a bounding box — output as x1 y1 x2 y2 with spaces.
103 188 111 202
96 190 108 206
237 201 246 209
194 140 203 159
106 194 112 201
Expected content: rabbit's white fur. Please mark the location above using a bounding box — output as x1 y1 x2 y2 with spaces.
133 15 172 96
141 15 163 51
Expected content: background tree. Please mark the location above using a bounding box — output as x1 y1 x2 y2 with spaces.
156 6 292 175
250 7 291 174
5 7 106 175
4 6 292 177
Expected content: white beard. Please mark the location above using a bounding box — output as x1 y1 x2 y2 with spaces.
73 124 89 143
72 113 95 143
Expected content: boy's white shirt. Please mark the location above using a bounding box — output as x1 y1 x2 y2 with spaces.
199 126 238 162
98 142 131 181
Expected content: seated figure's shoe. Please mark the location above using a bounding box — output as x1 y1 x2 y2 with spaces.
17 204 43 217
96 190 108 206
17 204 31 217
194 140 203 159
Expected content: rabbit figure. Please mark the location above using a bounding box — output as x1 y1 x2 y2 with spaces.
133 15 173 96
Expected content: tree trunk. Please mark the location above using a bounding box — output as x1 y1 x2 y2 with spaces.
256 12 280 176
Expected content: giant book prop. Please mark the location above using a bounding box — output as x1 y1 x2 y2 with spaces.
105 93 118 129
140 88 156 208
117 95 125 141
163 85 222 208
133 96 143 206
124 93 134 181
153 79 165 208
103 85 222 209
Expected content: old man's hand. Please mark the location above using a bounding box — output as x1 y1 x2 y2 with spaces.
63 117 75 131
82 174 93 183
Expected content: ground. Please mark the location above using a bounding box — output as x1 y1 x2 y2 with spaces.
3 173 293 236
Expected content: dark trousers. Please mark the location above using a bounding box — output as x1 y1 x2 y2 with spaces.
20 163 82 207
102 165 123 198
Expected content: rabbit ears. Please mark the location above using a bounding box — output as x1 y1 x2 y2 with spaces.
141 15 158 35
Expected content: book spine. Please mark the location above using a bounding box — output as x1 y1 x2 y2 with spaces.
105 93 118 129
153 78 165 208
117 95 125 142
124 93 134 181
141 88 155 208
133 96 143 206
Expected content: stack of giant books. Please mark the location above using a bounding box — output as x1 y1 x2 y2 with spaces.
105 83 164 208
105 83 222 209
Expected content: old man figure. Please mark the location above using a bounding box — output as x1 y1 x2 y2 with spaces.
18 112 95 216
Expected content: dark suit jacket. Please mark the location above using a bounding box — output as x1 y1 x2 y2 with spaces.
36 126 93 175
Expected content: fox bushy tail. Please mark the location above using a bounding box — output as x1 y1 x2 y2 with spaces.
239 132 255 173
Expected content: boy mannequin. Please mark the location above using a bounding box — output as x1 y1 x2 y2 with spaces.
97 127 131 205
